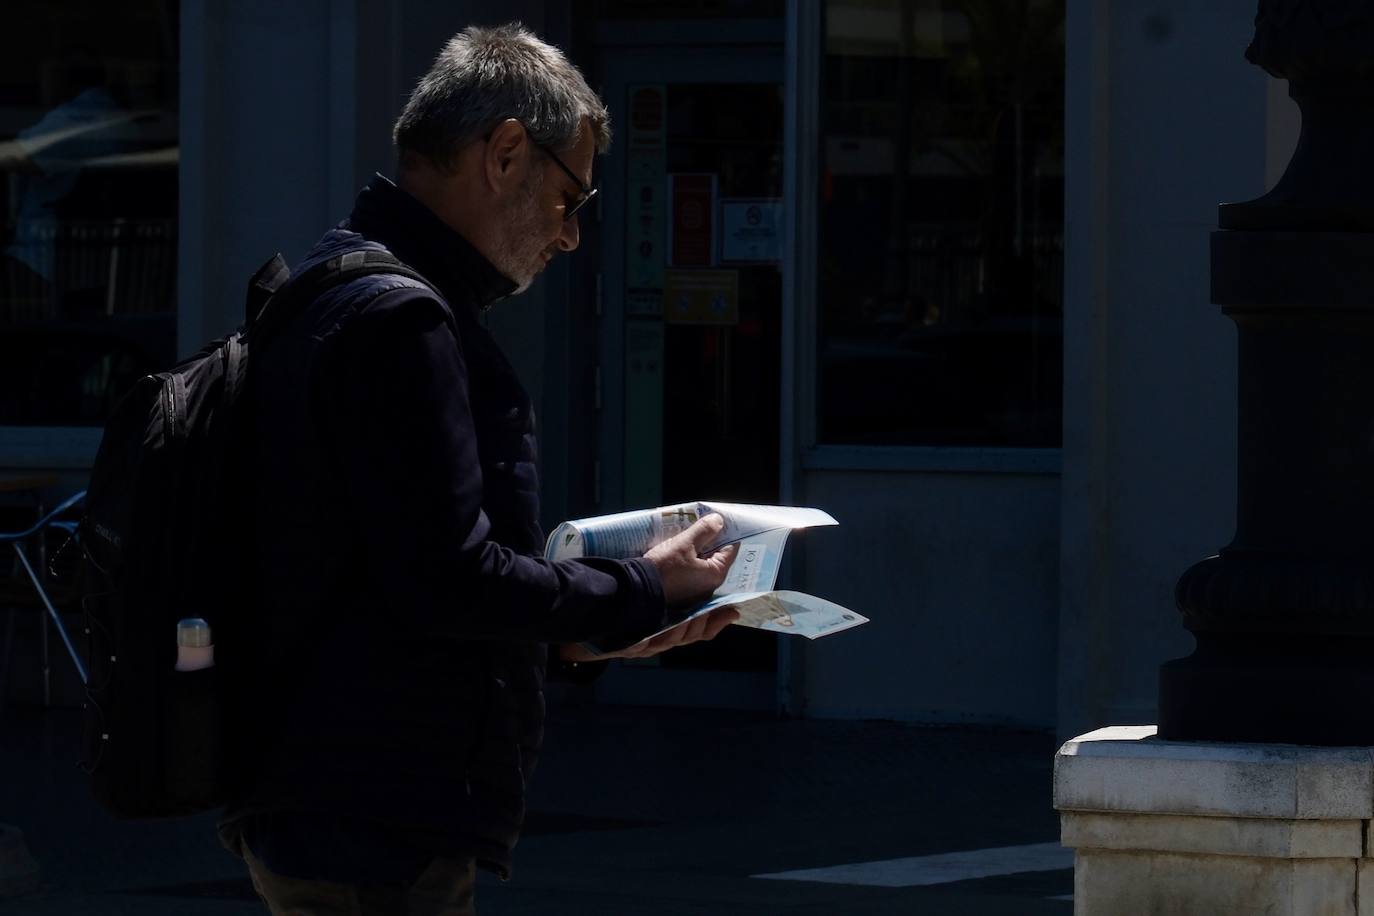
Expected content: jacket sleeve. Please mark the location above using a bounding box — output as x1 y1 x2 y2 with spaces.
315 286 670 649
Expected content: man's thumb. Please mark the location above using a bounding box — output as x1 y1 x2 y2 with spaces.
687 513 726 552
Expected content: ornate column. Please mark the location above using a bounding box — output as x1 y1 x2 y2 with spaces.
1157 0 1374 745
1057 8 1374 912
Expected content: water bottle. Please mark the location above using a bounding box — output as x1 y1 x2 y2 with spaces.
174 618 215 671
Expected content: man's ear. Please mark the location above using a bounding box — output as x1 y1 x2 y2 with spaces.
484 118 529 192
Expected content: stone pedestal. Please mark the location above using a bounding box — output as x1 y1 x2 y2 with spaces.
1055 726 1374 915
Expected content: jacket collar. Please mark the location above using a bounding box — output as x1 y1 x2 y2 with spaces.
345 173 518 311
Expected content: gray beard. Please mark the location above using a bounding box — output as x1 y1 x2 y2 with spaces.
491 173 546 294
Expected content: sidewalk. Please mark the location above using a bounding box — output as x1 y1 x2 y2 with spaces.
1 701 1069 915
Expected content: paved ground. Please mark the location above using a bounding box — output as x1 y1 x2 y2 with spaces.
1 699 1070 915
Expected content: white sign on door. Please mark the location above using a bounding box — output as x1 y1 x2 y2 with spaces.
719 198 782 265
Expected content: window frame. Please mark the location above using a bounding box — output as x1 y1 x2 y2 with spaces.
785 0 1064 474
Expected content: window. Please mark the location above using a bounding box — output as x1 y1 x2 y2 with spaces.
0 0 178 427
817 0 1063 446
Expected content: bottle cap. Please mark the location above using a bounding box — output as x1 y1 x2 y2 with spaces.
176 618 212 648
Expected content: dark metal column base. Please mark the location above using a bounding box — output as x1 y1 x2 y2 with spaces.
1159 637 1374 745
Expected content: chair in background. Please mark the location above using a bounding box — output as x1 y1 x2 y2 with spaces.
0 490 88 707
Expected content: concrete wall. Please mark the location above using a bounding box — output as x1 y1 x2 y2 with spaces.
179 0 360 354
1056 0 1296 738
800 470 1061 727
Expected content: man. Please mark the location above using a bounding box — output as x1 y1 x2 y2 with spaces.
221 23 738 915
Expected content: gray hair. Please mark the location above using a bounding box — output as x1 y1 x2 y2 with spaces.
393 23 610 172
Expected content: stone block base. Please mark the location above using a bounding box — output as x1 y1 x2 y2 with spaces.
1055 726 1374 915
1074 848 1356 915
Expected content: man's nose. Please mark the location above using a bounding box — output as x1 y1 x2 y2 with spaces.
557 215 580 252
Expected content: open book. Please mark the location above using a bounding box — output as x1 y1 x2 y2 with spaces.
545 501 869 647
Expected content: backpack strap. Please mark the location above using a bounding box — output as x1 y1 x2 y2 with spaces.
244 253 291 325
247 249 435 346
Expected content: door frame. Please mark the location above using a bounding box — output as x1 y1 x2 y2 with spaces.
594 46 786 515
586 42 792 712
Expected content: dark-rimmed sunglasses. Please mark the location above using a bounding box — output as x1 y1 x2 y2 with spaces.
535 143 598 221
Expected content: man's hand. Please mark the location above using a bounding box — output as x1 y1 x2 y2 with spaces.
560 605 740 662
644 512 738 606
558 514 740 663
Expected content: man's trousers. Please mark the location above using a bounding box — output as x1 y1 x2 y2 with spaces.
244 843 477 916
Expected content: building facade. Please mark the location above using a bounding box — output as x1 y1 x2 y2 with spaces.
0 0 1299 734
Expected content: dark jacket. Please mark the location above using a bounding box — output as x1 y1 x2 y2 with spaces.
226 175 668 878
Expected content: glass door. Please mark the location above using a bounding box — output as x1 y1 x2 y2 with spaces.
597 47 784 678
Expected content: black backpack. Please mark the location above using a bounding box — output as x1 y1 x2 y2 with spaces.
77 248 429 818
